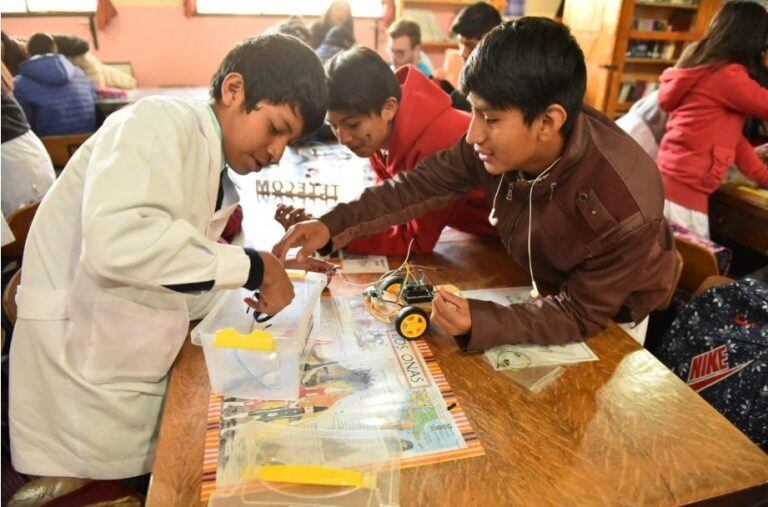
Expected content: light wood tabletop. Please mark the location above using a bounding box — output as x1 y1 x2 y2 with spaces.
147 232 768 507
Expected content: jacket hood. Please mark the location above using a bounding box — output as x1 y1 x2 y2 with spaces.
658 64 715 111
388 65 452 166
18 54 75 86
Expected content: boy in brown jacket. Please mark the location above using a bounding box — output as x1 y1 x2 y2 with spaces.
274 18 676 350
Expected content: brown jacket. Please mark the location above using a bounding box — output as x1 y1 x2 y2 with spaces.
320 107 677 351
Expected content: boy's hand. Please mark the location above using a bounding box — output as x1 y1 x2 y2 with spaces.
273 219 331 262
431 287 472 336
274 204 313 231
250 251 295 315
284 256 338 284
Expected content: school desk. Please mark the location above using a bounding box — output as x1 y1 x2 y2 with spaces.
146 241 768 507
95 86 210 122
710 183 768 255
146 149 768 506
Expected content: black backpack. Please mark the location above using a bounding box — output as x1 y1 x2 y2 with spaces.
656 278 768 450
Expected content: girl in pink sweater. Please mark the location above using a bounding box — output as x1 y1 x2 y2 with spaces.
656 1 768 237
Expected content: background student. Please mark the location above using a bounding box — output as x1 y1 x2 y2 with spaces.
276 47 496 255
309 0 354 49
275 19 676 349
387 18 435 78
12 32 96 136
448 1 502 111
657 1 768 237
9 34 327 483
1 62 55 218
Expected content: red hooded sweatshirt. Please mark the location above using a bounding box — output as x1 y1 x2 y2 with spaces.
344 65 497 255
656 63 768 212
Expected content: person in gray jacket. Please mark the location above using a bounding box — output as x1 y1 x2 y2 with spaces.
275 18 676 350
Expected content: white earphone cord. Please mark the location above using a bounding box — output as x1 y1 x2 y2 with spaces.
528 157 561 299
487 174 506 227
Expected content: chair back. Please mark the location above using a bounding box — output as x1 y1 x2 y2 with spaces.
658 248 684 311
675 236 720 293
40 133 92 169
1 201 40 260
3 269 21 327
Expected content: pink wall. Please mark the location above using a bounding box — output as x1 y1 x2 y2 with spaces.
3 4 383 87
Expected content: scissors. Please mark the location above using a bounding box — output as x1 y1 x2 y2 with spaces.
246 290 275 325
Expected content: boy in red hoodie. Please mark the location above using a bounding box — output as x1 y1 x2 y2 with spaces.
276 46 496 255
656 1 768 237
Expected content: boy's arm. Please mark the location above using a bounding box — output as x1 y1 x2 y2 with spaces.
80 101 256 292
320 139 481 251
460 220 673 350
343 206 457 256
735 136 768 188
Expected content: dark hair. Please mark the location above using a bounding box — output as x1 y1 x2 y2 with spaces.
451 2 502 39
269 16 312 46
325 46 401 115
311 1 354 48
1 31 28 75
460 17 586 137
210 34 328 135
52 34 89 57
678 1 768 87
27 32 57 56
388 18 421 47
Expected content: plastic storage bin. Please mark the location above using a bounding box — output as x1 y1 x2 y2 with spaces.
209 422 401 507
191 272 327 400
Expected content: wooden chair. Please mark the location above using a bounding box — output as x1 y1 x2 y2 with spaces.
675 236 721 293
40 133 92 169
658 249 684 311
1 201 40 261
694 275 736 296
3 269 21 327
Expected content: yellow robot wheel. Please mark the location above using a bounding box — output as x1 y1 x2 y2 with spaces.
395 306 429 340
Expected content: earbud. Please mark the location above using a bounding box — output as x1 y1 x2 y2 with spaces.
488 208 498 226
529 282 540 300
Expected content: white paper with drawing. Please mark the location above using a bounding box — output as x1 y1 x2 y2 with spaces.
461 287 599 370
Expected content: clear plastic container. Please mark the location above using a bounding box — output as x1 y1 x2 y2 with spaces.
191 272 327 400
209 422 401 507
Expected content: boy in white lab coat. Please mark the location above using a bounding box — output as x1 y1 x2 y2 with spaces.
9 34 328 481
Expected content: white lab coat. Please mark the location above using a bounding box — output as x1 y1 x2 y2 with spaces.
1 129 56 217
9 97 250 479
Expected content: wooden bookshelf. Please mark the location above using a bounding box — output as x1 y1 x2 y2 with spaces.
625 57 677 64
422 40 459 49
564 0 720 118
629 30 699 41
634 1 699 9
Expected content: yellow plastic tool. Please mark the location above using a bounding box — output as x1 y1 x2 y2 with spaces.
286 269 307 280
213 327 275 351
247 464 377 490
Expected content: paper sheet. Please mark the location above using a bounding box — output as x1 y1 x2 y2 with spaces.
461 287 599 369
339 253 390 274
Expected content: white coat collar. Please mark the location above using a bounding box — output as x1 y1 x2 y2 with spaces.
190 101 225 214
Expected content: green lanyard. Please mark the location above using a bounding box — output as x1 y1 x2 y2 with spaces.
207 105 226 171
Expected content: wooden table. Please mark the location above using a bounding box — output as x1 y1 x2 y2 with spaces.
147 232 768 507
709 184 768 255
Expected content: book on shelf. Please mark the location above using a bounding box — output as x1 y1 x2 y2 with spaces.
631 18 669 31
626 40 676 60
618 80 659 104
403 8 446 42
